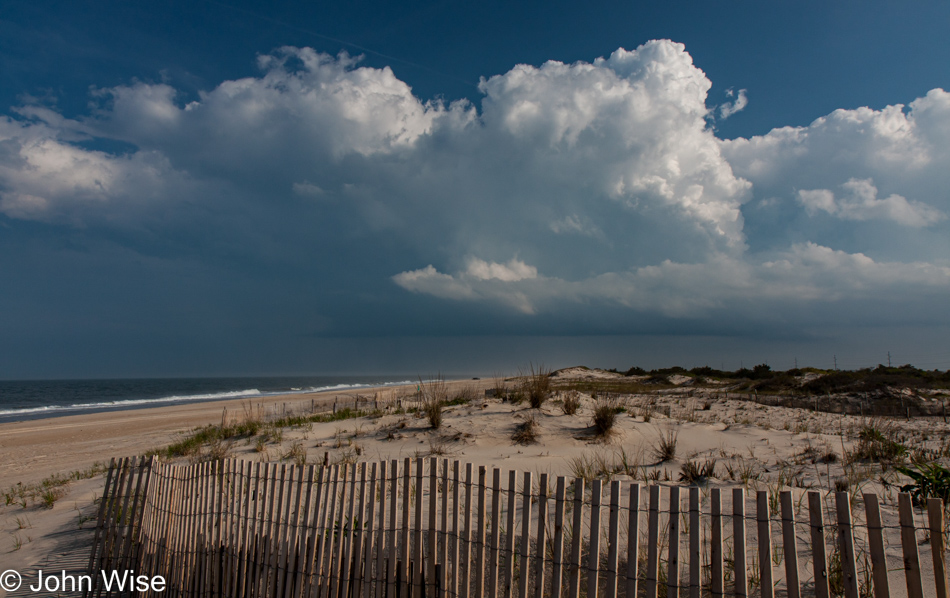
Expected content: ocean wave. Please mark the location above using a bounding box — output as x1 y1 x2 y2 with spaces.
0 379 418 419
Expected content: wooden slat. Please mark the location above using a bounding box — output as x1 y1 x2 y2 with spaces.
353 463 370 598
519 471 533 598
267 463 289 598
863 493 890 598
929 498 948 598
733 488 748 598
321 464 343 598
342 463 361 598
463 462 475 598
625 483 641 598
364 462 379 598
389 459 400 598
298 465 321 598
534 473 549 598
834 491 859 598
375 461 388 598
756 491 773 598
645 485 660 598
401 458 412 598
710 488 723 598
441 459 450 598
413 458 425 598
779 491 801 598
688 487 700 598
475 465 488 598
272 463 292 598
453 461 463 598
605 480 620 598
505 470 517 598
589 478 603 598
668 485 681 598
489 468 503 598
898 493 924 598
429 458 439 598
287 463 309 598
807 491 829 598
568 478 586 598
551 476 567 598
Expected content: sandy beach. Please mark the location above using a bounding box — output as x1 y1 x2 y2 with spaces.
1 369 948 597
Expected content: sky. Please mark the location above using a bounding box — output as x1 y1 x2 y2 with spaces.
1 0 949 378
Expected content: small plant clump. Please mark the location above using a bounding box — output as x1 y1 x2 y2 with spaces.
651 428 679 462
896 462 950 505
511 415 540 445
679 458 717 484
592 395 623 437
419 376 447 429
561 390 581 415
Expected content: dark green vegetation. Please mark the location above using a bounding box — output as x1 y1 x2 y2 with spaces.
896 462 950 505
555 363 950 417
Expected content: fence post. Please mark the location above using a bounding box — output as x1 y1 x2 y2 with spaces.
863 493 890 598
710 488 722 598
376 461 388 598
898 493 924 598
928 498 948 598
626 483 641 598
453 461 462 598
779 491 800 598
733 488 748 598
463 462 475 598
834 492 859 598
441 459 450 598
606 480 621 598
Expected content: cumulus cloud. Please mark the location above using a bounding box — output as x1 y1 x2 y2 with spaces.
798 178 944 226
1 42 949 338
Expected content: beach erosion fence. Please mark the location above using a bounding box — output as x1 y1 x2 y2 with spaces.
86 457 947 598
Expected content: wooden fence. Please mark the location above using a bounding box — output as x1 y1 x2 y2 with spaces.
86 457 948 598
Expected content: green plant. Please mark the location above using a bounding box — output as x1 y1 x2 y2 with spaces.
651 427 679 462
679 458 717 484
896 462 950 505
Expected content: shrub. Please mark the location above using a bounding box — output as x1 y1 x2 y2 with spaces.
561 391 581 415
679 458 717 484
847 420 906 463
896 462 950 505
592 396 623 437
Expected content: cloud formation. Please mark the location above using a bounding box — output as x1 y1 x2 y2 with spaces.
1 41 948 340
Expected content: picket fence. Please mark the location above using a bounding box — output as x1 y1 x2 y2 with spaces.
86 456 947 598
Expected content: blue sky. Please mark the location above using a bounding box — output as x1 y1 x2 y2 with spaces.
1 0 949 378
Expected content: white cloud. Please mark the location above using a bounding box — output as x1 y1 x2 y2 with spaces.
798 178 944 226
2 43 949 333
719 89 748 119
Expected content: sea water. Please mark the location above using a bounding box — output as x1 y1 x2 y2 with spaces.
0 375 420 423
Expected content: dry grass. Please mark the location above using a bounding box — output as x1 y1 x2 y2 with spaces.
521 363 552 409
561 390 581 415
511 414 540 445
419 375 448 429
592 395 623 437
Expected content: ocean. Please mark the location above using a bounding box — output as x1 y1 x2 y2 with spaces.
0 375 423 423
